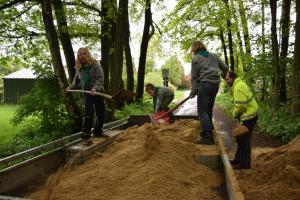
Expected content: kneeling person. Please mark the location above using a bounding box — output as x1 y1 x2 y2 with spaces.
145 83 174 114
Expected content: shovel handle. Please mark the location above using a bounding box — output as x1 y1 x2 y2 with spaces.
155 96 191 120
67 89 113 99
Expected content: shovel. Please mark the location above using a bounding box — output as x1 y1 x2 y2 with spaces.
150 96 191 125
67 89 135 103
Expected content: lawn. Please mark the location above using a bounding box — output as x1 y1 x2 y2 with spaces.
0 104 20 144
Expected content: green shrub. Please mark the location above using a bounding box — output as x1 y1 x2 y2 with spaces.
115 97 153 120
12 78 76 136
216 92 300 143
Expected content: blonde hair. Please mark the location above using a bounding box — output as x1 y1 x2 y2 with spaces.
75 47 96 69
190 41 207 55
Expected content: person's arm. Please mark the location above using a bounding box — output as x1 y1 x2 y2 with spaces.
190 56 198 98
67 70 80 89
217 56 229 79
155 89 163 113
232 89 247 118
92 63 104 92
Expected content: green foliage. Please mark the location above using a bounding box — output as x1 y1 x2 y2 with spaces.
258 104 300 143
12 78 77 137
145 70 163 86
215 92 233 118
115 97 153 119
161 55 184 86
216 92 300 143
0 105 20 144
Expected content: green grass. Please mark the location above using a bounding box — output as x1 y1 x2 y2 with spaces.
0 104 20 144
174 90 185 101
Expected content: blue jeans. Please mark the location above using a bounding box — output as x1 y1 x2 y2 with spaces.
197 81 219 139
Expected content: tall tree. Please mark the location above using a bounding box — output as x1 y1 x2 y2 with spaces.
123 0 134 94
230 0 245 63
52 0 76 82
109 0 125 94
270 0 280 111
279 0 291 102
222 0 235 70
136 0 154 101
237 0 251 55
101 0 112 91
291 0 300 115
261 0 267 101
219 28 229 66
41 0 81 123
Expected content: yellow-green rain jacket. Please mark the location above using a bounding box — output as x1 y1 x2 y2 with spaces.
231 78 258 121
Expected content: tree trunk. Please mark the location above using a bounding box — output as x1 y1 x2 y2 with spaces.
237 0 251 55
110 0 125 94
219 28 229 66
223 0 235 70
136 0 153 101
230 0 244 68
261 0 267 101
41 0 81 126
52 0 76 82
123 0 134 102
291 0 300 115
101 0 111 91
270 0 281 112
279 0 291 102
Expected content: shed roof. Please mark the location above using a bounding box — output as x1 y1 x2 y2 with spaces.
3 68 36 79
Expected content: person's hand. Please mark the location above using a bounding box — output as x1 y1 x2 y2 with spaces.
99 86 105 92
90 88 96 95
65 87 70 93
189 90 197 98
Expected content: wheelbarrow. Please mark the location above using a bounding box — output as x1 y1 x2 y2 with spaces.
67 89 136 103
150 96 191 125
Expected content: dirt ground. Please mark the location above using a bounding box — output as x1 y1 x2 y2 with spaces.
213 104 300 200
30 120 224 200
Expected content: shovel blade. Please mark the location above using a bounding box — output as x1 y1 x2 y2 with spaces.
150 111 170 125
112 90 136 103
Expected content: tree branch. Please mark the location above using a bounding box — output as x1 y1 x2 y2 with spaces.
64 0 101 15
0 0 30 11
9 2 39 20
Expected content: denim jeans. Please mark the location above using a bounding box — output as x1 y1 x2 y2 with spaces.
82 94 105 136
197 81 219 139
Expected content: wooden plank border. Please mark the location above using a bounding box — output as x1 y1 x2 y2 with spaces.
213 120 245 200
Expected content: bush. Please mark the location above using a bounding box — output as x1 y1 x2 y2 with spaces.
12 78 76 136
216 92 300 143
115 97 153 120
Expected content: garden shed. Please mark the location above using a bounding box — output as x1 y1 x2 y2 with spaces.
2 68 36 103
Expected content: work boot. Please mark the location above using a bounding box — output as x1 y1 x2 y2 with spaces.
81 132 91 139
230 159 240 166
81 138 93 146
91 128 109 138
196 136 215 145
232 165 250 170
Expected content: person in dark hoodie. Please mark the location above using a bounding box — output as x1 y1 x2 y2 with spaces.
189 41 228 144
66 47 106 145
